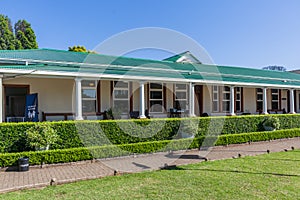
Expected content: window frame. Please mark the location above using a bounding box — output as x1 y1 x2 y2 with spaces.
82 80 97 114
149 83 164 113
174 83 188 110
113 81 130 114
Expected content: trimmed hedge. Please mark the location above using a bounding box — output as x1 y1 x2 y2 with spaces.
1 114 300 153
1 128 299 167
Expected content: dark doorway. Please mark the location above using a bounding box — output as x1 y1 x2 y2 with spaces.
4 85 29 120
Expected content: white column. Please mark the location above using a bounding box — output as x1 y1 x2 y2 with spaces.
263 87 268 114
139 81 146 119
230 86 235 116
75 78 83 120
289 89 296 114
0 75 3 123
189 82 195 117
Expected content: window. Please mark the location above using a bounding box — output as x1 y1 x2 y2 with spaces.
82 80 97 113
212 86 219 112
113 81 129 113
256 88 263 111
175 84 188 110
149 83 163 113
271 89 279 110
235 87 242 112
222 86 230 112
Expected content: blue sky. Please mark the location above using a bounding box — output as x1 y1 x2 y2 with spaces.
1 0 300 70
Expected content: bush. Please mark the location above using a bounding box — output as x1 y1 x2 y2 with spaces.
1 128 299 167
1 114 300 153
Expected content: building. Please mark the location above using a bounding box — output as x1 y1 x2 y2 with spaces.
0 49 299 122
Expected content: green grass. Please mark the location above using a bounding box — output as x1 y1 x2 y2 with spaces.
1 150 300 200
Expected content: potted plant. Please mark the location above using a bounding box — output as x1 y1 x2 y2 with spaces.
262 116 280 131
26 123 59 151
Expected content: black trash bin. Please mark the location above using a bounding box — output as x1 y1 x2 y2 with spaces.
18 157 29 172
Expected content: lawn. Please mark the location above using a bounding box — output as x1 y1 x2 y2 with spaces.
1 150 299 200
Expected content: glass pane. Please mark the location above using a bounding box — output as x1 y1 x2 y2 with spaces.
236 87 240 92
150 100 163 112
114 81 128 88
114 90 128 99
82 80 96 87
257 102 263 111
272 102 279 110
150 91 162 99
176 92 186 100
82 100 96 112
175 100 187 110
82 89 96 98
176 84 187 90
257 94 263 100
114 100 129 113
213 101 218 112
256 88 262 93
223 86 230 91
222 101 230 112
271 89 278 93
236 101 241 111
213 86 218 91
272 95 278 101
213 93 218 100
150 83 162 89
236 93 240 100
223 93 230 100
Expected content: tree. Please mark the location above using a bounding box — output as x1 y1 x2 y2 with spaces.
0 14 16 50
15 20 38 49
0 15 38 50
68 45 88 52
262 65 286 72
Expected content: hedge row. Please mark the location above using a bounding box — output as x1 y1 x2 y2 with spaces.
1 128 299 167
1 114 300 153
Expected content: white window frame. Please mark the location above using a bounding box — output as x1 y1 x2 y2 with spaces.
113 81 129 114
212 85 219 112
256 88 263 111
222 86 230 112
175 83 188 110
82 80 97 113
271 89 280 110
149 83 164 113
235 87 242 112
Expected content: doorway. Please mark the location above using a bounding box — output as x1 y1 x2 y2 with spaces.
4 85 29 120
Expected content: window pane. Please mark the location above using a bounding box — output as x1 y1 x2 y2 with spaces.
175 100 187 110
236 93 241 100
176 92 187 100
150 100 163 112
236 87 240 92
222 101 230 112
213 101 218 112
271 89 278 93
82 80 96 87
256 88 262 93
257 94 263 100
272 102 279 110
114 90 128 99
223 93 230 100
257 102 263 111
272 95 278 101
82 89 96 98
82 100 96 112
150 91 162 99
236 101 241 111
213 93 218 100
223 86 230 91
114 81 128 88
150 83 162 89
114 100 129 113
213 86 218 91
176 84 187 90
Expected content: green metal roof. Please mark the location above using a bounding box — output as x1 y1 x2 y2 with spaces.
0 49 300 88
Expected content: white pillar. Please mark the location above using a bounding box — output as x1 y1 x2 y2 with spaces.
263 87 268 114
289 89 296 114
189 82 195 117
75 78 83 120
230 86 235 116
139 81 146 119
0 75 3 123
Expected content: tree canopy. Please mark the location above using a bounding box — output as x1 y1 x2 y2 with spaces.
0 14 38 50
262 65 287 72
68 45 87 52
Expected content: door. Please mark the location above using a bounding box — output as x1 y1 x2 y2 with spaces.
4 85 29 120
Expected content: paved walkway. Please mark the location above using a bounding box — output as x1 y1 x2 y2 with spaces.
0 137 299 193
